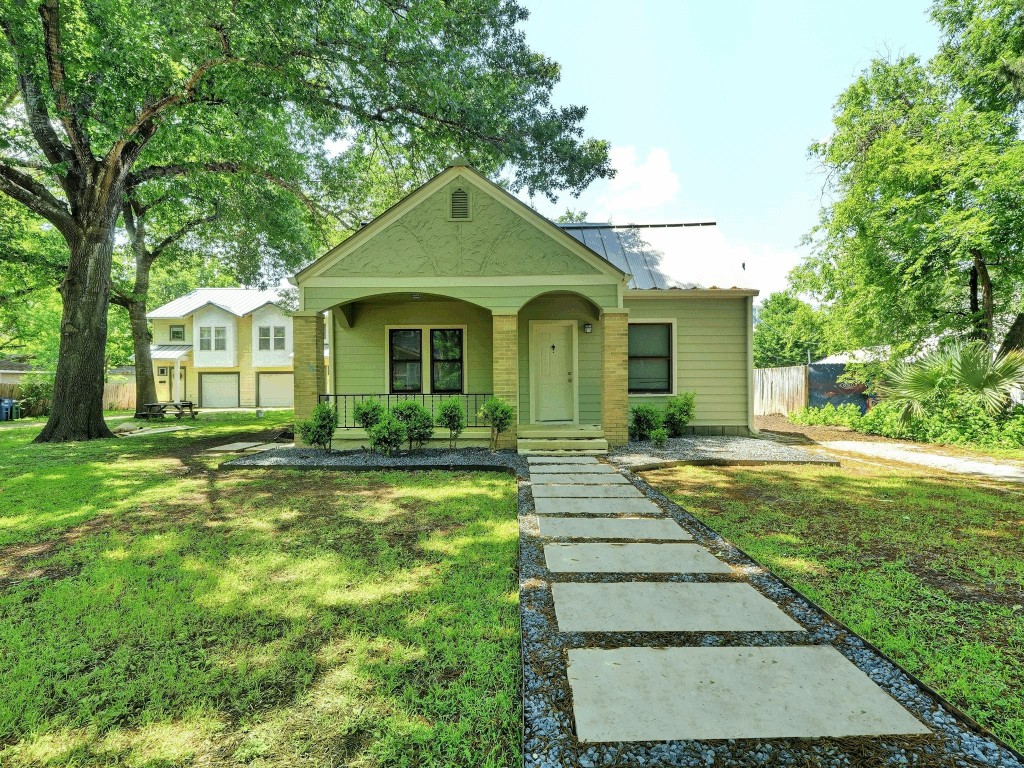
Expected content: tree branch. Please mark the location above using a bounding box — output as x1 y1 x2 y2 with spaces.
0 162 76 237
37 0 92 167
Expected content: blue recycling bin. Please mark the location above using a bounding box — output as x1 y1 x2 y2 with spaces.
0 398 12 422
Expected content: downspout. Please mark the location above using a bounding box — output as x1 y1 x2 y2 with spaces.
746 295 758 436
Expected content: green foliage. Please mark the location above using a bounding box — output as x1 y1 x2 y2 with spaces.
555 208 588 223
391 401 435 451
650 427 669 448
629 403 664 441
436 398 467 449
664 392 696 437
479 397 515 451
789 403 863 428
367 412 408 456
753 293 824 368
353 398 386 431
295 403 337 452
17 373 55 416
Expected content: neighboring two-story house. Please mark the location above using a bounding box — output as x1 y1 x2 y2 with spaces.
147 288 295 408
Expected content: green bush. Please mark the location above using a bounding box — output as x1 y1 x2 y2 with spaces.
436 397 467 448
629 403 664 441
664 392 696 437
19 373 54 416
789 403 862 428
651 427 669 448
391 400 435 451
353 398 386 430
367 412 407 456
296 402 338 452
853 394 1024 449
479 396 515 451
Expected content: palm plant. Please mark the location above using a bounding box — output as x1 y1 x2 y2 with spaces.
883 340 1024 419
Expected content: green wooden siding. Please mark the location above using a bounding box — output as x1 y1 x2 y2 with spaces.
625 297 750 426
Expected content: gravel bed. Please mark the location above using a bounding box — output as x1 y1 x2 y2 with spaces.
519 461 1023 767
610 435 838 470
221 445 529 477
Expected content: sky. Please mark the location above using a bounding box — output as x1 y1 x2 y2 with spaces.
517 0 940 301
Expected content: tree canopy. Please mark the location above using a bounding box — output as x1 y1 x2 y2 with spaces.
752 292 824 368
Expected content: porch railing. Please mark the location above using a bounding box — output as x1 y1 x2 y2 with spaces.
318 393 494 428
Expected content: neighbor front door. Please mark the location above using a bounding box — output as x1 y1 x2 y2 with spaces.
533 323 575 422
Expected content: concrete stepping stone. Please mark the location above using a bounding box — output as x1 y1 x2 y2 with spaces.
566 646 930 742
531 473 630 485
544 543 732 573
532 484 643 498
205 441 262 452
552 582 802 632
534 497 663 516
538 517 692 541
528 456 599 465
528 464 617 474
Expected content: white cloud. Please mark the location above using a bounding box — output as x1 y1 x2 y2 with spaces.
593 146 680 221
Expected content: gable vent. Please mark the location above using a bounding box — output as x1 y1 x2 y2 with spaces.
450 188 470 219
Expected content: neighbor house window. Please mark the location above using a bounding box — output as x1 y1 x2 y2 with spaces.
157 366 168 376
169 325 185 341
214 326 227 351
431 329 464 393
628 323 672 393
258 326 271 350
258 325 287 351
390 329 422 393
273 326 286 350
199 327 211 351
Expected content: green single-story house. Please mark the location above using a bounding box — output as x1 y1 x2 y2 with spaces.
290 161 758 452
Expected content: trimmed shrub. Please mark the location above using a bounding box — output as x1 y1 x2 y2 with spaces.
436 397 467 448
353 398 386 430
651 427 669 448
296 402 338 452
789 403 862 428
391 400 435 451
664 392 696 437
479 396 515 451
367 412 407 456
629 403 664 441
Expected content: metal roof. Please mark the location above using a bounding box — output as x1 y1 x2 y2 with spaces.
150 345 193 360
148 288 283 319
558 222 729 290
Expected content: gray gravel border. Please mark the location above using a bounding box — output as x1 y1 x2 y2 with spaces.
520 460 1024 768
219 445 529 476
610 435 838 471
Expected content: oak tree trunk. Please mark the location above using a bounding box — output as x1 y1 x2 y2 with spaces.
129 299 158 413
999 312 1024 356
34 219 118 441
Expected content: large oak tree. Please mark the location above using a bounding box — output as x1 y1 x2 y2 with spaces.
0 0 611 441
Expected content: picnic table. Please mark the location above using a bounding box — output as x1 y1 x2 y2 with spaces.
140 401 200 419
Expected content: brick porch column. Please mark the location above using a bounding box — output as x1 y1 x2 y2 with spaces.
491 313 519 449
602 310 630 447
293 312 325 423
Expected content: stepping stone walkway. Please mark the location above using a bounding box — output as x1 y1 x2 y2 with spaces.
526 455 931 749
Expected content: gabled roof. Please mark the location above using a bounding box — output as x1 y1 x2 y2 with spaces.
148 288 284 320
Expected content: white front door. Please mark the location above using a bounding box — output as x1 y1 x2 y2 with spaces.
532 322 575 422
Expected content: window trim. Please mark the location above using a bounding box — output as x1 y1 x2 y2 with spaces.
384 325 469 394
388 327 424 394
169 324 185 341
273 325 286 351
213 326 227 351
430 328 465 394
257 325 271 351
627 319 677 396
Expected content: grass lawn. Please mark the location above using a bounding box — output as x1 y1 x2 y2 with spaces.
644 461 1024 752
0 412 520 767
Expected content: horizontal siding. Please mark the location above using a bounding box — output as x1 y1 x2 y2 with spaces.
626 296 750 426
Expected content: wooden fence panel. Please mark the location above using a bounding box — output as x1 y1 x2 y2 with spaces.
0 380 136 414
754 365 807 416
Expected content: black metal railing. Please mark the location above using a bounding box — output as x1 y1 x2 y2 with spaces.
318 393 494 428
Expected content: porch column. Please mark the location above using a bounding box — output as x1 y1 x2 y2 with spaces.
173 358 181 402
601 310 630 447
293 312 325 422
491 312 519 449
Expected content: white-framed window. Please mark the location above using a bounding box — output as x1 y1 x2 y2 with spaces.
169 325 185 341
157 366 169 376
628 322 673 394
258 326 271 351
199 327 211 351
214 326 227 351
258 325 287 351
386 326 467 394
273 326 285 350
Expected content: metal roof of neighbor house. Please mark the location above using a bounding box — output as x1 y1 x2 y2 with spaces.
558 222 755 291
148 288 282 319
150 345 193 360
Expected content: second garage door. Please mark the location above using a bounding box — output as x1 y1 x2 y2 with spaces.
258 373 294 407
201 373 239 408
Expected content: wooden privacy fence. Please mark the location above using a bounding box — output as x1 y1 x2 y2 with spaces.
0 380 136 414
754 365 807 416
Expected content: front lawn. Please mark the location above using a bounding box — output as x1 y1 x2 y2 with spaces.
643 461 1024 753
0 413 520 767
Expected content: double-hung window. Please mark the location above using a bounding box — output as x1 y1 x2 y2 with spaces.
389 329 422 393
273 326 286 350
214 327 227 351
199 327 211 351
627 323 673 394
258 326 285 351
258 326 271 350
430 329 464 393
169 324 185 341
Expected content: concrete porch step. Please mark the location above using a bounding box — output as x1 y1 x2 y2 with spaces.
517 436 609 455
519 449 608 457
517 424 605 439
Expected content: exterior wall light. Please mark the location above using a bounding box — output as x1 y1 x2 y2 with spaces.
582 323 593 334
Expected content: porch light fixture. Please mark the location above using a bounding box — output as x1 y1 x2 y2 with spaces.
582 323 593 334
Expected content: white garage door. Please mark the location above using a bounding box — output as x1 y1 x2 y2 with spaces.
258 373 294 407
201 373 239 408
